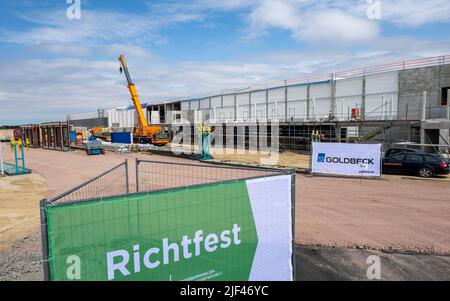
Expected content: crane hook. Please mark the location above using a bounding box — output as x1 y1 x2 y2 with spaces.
119 67 123 74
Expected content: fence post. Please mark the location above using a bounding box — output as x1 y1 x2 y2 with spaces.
125 159 129 194
290 170 297 281
40 199 51 281
135 158 140 193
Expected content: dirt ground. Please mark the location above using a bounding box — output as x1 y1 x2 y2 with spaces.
0 174 47 250
0 129 13 140
0 144 450 280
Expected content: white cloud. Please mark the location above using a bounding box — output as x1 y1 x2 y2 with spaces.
297 9 379 43
306 0 450 27
0 8 201 47
248 0 300 37
245 1 379 43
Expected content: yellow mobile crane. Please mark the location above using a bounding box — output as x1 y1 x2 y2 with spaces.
118 55 169 146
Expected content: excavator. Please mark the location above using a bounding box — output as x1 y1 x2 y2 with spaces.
118 55 170 146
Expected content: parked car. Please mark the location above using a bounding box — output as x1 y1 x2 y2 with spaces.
383 153 450 178
384 148 421 158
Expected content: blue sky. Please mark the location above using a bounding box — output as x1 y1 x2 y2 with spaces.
1 0 450 124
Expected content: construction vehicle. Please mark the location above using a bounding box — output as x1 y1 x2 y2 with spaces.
85 136 106 156
118 55 170 145
89 127 111 142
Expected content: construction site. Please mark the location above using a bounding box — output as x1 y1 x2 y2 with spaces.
1 54 450 282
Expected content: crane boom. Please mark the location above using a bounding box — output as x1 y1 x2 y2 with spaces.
118 54 149 129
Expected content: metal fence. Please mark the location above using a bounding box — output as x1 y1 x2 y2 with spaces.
41 160 296 281
135 159 289 193
47 160 129 204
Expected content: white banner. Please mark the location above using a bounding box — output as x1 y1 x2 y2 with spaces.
312 142 382 177
246 175 293 281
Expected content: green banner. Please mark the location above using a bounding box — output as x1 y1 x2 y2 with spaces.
46 181 258 281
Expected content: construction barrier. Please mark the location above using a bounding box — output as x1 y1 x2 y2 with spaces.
41 161 295 281
311 142 382 177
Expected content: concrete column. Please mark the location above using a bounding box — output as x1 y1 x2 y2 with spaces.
248 92 252 119
284 85 288 122
421 91 427 121
420 91 427 152
331 74 337 119
439 129 450 154
312 98 316 121
361 76 366 120
306 85 310 121
234 94 237 122
447 89 450 120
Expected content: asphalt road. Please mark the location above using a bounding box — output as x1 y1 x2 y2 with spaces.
296 245 450 281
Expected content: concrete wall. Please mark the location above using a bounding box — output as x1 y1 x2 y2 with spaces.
398 65 450 119
70 117 108 128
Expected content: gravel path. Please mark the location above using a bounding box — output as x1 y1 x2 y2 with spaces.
0 231 42 281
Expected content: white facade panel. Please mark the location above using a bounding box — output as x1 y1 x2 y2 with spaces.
237 104 250 120
365 93 398 120
287 86 307 101
237 93 250 106
181 101 190 111
254 104 266 120
251 91 267 105
310 83 332 99
268 102 285 119
336 97 362 120
269 88 285 103
222 107 235 121
287 101 307 120
200 98 210 109
223 95 235 107
211 96 222 108
336 78 363 97
190 100 200 110
310 99 331 120
366 71 398 94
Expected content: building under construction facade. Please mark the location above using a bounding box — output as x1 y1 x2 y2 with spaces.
69 55 450 154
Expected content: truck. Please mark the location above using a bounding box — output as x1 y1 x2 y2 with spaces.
118 55 170 146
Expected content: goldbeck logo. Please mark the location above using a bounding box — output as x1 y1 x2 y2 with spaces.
318 154 375 165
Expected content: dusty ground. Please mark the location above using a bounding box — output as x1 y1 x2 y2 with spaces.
0 129 13 140
297 174 450 255
0 174 47 250
0 144 449 280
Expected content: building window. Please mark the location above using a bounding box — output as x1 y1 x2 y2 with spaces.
442 87 450 106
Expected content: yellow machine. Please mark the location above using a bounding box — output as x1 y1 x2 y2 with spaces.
118 55 169 146
89 127 111 142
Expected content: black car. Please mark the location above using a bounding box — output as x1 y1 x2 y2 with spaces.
383 153 450 178
384 148 421 158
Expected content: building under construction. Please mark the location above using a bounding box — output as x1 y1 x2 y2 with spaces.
69 55 450 154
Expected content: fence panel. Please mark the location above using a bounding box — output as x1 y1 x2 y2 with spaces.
41 161 295 281
135 159 285 193
48 160 129 204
